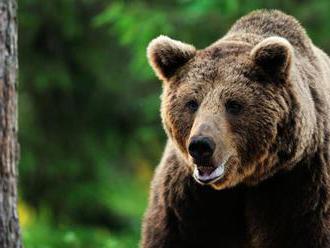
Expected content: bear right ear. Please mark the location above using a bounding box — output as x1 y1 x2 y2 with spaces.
251 36 294 82
147 35 196 81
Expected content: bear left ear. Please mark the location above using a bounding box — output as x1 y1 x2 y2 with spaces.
147 35 196 81
251 36 294 81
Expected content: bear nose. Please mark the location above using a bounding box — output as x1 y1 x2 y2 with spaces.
188 136 215 163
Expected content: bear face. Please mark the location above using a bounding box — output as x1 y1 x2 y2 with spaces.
147 35 302 190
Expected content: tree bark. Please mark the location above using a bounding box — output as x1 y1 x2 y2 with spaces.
0 0 21 247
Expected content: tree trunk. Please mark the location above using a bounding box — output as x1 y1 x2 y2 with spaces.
0 0 21 247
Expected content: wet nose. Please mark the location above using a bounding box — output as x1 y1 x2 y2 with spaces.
188 136 215 163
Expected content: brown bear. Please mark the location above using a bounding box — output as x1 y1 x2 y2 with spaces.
141 10 330 248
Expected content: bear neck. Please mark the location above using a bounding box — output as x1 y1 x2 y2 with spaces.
169 145 330 247
245 149 330 247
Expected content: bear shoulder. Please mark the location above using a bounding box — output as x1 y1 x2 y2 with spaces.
227 10 313 57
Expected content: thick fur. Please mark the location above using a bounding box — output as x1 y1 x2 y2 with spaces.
141 10 330 248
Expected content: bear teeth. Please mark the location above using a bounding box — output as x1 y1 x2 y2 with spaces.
193 163 225 184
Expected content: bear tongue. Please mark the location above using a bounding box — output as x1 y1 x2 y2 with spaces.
194 164 225 183
198 167 215 176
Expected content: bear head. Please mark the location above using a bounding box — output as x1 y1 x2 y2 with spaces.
147 35 312 190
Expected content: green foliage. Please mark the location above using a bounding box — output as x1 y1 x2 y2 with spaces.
23 215 140 248
19 0 330 247
95 2 174 79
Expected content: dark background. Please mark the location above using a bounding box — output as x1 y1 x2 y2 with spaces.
19 0 330 247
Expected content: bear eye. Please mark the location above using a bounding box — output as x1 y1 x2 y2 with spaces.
225 100 243 115
185 100 199 113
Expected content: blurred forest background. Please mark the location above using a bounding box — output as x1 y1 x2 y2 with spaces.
19 0 330 247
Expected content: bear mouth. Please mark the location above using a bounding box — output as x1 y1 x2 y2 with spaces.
193 157 229 185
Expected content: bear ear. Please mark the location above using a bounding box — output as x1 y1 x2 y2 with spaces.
250 36 294 81
147 35 196 81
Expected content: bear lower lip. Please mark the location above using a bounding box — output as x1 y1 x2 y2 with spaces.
193 162 226 184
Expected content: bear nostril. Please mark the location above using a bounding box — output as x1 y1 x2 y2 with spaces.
188 136 216 162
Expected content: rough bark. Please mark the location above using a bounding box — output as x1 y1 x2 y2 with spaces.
0 0 21 247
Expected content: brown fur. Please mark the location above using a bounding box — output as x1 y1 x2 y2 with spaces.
141 10 330 248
